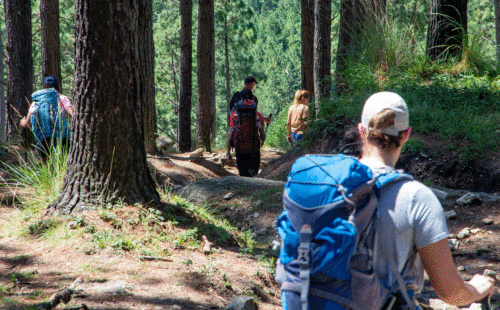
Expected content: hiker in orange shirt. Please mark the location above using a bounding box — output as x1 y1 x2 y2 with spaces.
286 90 310 145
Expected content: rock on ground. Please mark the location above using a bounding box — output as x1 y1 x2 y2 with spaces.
225 296 258 310
178 176 285 205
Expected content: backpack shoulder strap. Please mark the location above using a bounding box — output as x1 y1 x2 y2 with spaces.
372 168 416 308
372 167 413 189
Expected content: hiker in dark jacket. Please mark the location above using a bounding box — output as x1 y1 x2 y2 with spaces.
228 75 271 125
226 76 266 177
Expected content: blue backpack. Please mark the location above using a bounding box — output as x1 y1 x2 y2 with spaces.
30 89 70 145
276 154 415 310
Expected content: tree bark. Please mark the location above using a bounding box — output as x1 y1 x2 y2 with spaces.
140 0 160 155
224 19 231 123
496 0 500 64
367 0 386 21
48 0 160 215
4 0 34 145
313 0 331 112
178 0 193 153
40 0 61 90
301 0 314 96
335 0 354 95
335 0 384 95
195 0 216 152
426 0 468 60
0 31 6 142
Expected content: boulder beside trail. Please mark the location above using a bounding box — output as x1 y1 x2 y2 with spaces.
431 187 500 206
225 296 258 310
155 134 175 152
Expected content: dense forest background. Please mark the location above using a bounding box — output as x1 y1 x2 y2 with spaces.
0 0 498 150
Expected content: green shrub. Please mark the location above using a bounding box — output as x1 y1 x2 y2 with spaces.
402 138 426 154
28 219 57 236
175 228 200 248
2 144 68 209
111 238 135 251
264 101 293 150
92 229 115 249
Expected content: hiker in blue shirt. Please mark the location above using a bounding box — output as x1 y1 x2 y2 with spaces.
20 76 73 162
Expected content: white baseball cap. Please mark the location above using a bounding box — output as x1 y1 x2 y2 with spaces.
361 91 409 136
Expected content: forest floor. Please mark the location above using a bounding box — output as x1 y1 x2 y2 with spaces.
2 129 500 309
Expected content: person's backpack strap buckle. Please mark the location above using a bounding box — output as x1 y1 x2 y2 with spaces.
297 224 313 310
297 225 312 267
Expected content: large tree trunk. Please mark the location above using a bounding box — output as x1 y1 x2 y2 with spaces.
224 19 231 124
367 0 386 20
426 0 468 60
301 0 314 96
140 0 159 155
313 0 331 113
0 31 6 142
496 0 500 64
335 0 380 95
47 0 160 215
40 0 61 90
335 0 354 95
195 0 215 152
178 0 193 153
4 0 33 145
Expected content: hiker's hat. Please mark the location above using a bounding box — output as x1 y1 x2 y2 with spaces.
361 91 409 136
43 75 59 86
244 75 258 85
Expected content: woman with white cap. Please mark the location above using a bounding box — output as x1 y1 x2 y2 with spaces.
358 91 494 308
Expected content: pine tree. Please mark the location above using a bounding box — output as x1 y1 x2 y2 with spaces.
140 0 160 154
4 0 33 143
495 0 500 64
426 0 468 60
195 0 216 152
40 0 61 89
178 0 193 152
0 30 6 141
48 0 160 214
313 0 331 111
301 0 314 96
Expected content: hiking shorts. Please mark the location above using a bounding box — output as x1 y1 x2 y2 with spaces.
236 151 260 177
291 132 303 142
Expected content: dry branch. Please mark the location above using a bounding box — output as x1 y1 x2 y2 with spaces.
37 278 86 310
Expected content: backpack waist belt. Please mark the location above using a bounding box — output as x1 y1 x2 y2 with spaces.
281 282 357 309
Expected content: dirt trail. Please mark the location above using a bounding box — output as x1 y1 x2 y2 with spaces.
2 145 500 310
0 148 285 310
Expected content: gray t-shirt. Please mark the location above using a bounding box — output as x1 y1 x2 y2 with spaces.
360 157 449 293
